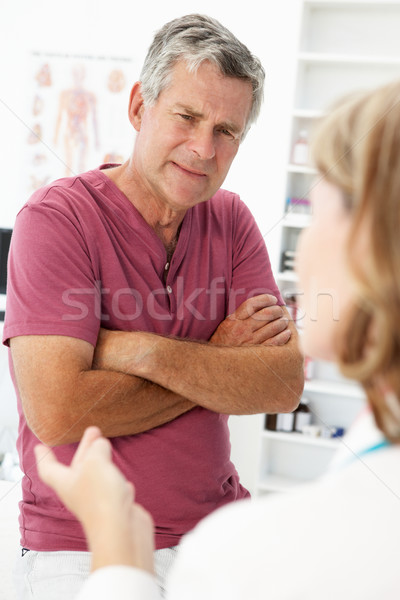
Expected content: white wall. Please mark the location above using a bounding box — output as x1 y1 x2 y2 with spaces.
0 0 303 488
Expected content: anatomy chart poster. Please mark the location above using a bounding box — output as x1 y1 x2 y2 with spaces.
24 52 137 195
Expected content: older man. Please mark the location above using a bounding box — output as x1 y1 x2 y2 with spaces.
4 14 303 600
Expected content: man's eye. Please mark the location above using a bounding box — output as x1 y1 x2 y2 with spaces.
179 114 193 121
219 128 234 138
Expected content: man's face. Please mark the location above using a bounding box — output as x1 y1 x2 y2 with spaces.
131 60 253 212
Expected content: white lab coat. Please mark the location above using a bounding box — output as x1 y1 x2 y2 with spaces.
77 409 400 600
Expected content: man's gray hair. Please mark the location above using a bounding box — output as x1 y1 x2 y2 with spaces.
139 14 265 138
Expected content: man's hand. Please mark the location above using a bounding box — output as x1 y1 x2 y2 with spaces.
35 427 155 573
210 294 291 347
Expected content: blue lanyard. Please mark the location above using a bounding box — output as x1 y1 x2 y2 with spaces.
335 438 391 471
355 439 390 460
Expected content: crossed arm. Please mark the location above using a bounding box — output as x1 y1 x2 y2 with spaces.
11 294 304 446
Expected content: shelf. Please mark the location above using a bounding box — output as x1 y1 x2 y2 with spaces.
260 0 388 497
303 0 400 7
262 430 340 450
257 475 304 494
287 164 318 175
292 108 325 119
277 271 298 283
304 378 365 400
281 213 312 228
298 51 400 66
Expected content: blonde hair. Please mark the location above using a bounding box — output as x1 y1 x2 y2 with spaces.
311 80 400 442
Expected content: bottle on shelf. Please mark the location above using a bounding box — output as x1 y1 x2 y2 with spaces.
265 413 278 431
280 249 297 272
264 412 295 433
291 129 309 165
293 398 312 433
276 412 295 433
285 197 311 216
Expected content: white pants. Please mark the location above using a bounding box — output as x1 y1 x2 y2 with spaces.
15 546 178 599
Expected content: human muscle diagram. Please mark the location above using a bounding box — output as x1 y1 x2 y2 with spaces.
24 52 136 195
53 65 99 176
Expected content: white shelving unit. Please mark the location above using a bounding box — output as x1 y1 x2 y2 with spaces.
257 0 400 496
258 360 366 494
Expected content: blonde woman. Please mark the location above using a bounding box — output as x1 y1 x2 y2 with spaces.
35 80 400 599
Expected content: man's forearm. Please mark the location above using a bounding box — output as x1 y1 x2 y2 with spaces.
44 370 194 446
11 334 196 447
95 329 304 415
62 370 195 444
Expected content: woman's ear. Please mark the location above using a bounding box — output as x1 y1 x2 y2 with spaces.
128 82 145 131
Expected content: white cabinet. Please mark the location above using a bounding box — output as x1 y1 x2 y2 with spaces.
256 0 400 496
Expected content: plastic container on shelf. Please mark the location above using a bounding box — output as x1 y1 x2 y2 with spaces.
293 398 312 433
285 197 312 215
291 130 309 165
264 412 296 433
277 412 295 433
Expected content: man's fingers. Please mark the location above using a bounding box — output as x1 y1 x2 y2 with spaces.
262 316 289 338
233 294 278 320
252 305 285 324
242 317 289 345
262 327 292 347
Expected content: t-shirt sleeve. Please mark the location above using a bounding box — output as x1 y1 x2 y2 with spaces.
3 202 100 347
228 197 283 313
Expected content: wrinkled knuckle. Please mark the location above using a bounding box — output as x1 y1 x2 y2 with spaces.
278 319 289 332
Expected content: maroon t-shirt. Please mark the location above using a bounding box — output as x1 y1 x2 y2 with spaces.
3 165 283 551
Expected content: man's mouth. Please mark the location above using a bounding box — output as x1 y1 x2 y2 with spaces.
172 162 207 178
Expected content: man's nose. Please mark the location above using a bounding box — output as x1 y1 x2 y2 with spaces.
188 126 216 161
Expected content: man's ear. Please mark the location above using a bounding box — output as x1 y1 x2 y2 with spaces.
128 82 145 131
